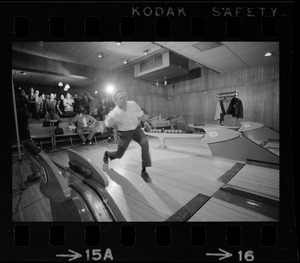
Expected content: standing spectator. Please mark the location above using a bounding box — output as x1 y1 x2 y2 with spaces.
34 90 43 119
99 96 109 121
15 88 30 141
39 93 47 118
73 93 81 114
45 93 57 113
56 94 65 117
27 86 36 118
81 92 90 113
63 92 75 117
87 91 101 120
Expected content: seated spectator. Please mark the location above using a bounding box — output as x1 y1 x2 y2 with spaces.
69 108 99 145
44 109 61 121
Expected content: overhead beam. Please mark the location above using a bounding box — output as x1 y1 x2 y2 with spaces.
12 51 110 81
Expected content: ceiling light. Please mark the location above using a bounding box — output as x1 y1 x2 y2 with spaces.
106 84 115 94
97 53 103 58
143 50 149 55
116 42 122 45
58 81 63 87
264 52 272 57
123 60 128 64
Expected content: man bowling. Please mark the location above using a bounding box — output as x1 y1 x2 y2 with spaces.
100 89 152 183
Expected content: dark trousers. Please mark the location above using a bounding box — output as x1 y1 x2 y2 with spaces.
107 127 151 168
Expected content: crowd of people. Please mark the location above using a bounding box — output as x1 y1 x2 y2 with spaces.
18 86 115 120
14 86 115 141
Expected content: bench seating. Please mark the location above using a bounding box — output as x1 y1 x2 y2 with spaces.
29 121 106 149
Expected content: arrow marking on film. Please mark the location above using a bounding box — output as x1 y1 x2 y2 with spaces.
206 248 232 261
56 249 82 261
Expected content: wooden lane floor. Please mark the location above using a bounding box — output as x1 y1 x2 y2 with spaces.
188 163 279 222
46 136 279 222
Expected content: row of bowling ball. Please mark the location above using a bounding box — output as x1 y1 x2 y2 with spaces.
147 128 185 133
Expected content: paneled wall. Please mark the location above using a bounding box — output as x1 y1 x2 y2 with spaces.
169 64 279 130
117 64 279 131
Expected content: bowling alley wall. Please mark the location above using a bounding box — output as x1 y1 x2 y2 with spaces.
116 63 279 131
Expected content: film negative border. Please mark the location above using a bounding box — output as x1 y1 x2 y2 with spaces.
5 223 296 261
1 0 296 262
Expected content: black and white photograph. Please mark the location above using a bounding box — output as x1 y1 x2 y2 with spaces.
12 41 280 222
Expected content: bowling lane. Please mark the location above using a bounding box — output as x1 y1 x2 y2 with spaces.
226 164 279 201
188 198 277 221
48 136 279 221
189 164 279 221
48 138 237 221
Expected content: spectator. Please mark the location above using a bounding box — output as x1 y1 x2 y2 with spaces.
27 86 36 118
87 91 101 120
56 94 65 117
69 108 98 145
45 93 57 112
81 92 90 113
73 93 81 114
39 94 47 118
15 88 30 141
44 108 61 121
63 92 75 117
34 90 43 119
99 95 114 121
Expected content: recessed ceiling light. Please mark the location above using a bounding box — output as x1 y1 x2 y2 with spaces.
123 60 128 64
97 53 103 58
116 42 122 45
143 50 149 55
264 52 273 57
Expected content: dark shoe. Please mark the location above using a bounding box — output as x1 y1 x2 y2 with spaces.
141 171 151 183
86 139 93 145
103 151 109 164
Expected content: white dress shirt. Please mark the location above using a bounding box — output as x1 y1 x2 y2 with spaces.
105 101 143 131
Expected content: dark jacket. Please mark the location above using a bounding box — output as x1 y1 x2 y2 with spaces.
226 97 243 119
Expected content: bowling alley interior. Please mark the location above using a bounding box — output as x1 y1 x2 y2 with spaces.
12 42 280 222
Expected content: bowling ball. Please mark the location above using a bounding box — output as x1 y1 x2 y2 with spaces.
144 126 150 132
